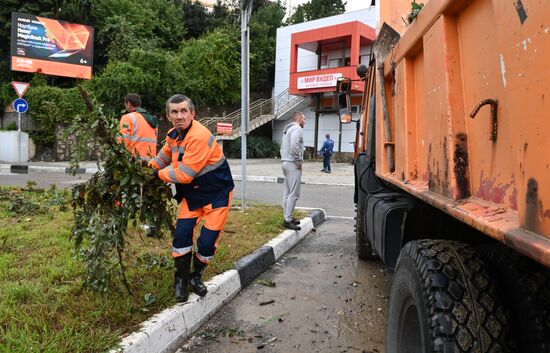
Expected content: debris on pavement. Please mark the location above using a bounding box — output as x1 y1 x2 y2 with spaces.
257 279 276 287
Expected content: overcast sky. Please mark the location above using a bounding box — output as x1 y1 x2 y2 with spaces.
284 0 372 14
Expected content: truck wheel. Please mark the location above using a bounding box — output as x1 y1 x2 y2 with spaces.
355 203 377 260
387 240 510 353
479 243 550 352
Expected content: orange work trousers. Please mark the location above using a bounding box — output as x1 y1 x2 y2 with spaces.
171 191 232 263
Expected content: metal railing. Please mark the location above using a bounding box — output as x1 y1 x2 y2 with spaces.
199 88 305 136
273 89 305 117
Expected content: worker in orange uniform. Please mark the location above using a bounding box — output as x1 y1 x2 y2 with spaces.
150 94 234 302
120 93 158 161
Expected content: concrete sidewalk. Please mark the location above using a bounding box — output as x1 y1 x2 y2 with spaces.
0 158 355 186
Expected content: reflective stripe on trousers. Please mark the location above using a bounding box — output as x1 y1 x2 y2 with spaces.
171 191 233 262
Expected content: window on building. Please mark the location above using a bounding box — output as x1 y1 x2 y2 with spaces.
328 58 342 68
320 55 328 69
360 54 371 65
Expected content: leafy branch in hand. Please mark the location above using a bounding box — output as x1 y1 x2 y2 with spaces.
70 86 175 293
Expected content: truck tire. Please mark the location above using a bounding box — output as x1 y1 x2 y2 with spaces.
355 203 377 260
387 240 510 353
479 243 550 353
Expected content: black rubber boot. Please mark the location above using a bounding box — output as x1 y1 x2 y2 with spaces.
174 253 191 302
190 255 208 297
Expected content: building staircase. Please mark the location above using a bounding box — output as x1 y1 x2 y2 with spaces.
199 89 306 140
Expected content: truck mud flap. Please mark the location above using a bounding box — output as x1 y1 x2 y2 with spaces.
365 192 412 269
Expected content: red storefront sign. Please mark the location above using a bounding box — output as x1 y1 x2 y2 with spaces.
216 122 233 134
297 73 343 89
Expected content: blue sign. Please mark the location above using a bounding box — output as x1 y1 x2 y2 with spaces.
13 98 28 113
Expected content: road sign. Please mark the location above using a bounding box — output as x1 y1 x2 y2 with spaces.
11 81 30 98
216 122 233 135
13 98 28 113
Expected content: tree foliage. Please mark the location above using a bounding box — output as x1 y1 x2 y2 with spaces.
249 1 286 93
0 0 285 150
70 87 175 293
90 48 182 117
25 75 89 146
92 0 186 65
287 0 346 24
179 28 242 106
180 0 211 39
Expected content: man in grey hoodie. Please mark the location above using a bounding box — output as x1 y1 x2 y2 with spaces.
280 111 305 230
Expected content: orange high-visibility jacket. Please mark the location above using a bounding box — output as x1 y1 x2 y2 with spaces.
150 120 234 211
119 112 158 159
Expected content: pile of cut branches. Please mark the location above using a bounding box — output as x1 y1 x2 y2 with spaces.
70 86 175 293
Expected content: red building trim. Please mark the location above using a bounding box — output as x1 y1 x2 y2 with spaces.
289 21 376 95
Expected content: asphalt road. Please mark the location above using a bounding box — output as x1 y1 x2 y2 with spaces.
0 172 355 218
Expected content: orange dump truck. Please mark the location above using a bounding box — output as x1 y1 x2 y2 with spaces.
337 0 550 351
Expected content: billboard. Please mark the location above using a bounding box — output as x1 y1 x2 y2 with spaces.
10 12 94 79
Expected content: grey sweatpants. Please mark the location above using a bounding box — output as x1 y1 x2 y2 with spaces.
282 161 302 222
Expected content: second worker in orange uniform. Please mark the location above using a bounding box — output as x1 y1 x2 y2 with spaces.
120 93 158 161
150 94 234 302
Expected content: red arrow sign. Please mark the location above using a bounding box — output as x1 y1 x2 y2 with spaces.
11 81 30 98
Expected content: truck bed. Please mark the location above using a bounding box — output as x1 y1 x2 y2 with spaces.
376 0 550 267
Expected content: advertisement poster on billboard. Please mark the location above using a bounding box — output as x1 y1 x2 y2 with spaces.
10 12 94 79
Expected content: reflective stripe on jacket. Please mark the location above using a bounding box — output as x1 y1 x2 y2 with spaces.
120 112 158 160
150 120 234 211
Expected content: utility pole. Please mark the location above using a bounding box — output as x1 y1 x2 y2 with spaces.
240 0 253 209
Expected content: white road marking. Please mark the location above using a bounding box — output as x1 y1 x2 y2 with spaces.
326 216 354 220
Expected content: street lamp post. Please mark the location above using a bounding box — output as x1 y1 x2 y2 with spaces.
240 0 253 209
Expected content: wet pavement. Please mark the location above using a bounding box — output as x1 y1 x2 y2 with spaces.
177 217 391 353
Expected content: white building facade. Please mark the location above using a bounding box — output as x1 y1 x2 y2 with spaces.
272 8 379 155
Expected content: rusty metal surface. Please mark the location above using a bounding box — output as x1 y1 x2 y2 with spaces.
379 173 550 268
469 99 498 142
375 0 550 267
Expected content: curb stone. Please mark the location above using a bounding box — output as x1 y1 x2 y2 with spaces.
0 164 94 174
111 208 326 353
0 164 352 186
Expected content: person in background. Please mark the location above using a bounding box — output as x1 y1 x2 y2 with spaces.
319 133 334 173
120 93 159 237
150 94 234 302
119 93 158 161
279 111 305 231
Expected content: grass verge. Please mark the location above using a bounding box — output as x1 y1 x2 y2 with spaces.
0 184 305 353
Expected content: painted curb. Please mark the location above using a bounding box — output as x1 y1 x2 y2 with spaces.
235 246 275 287
10 165 28 174
28 166 68 173
1 164 94 174
232 174 278 183
112 270 241 353
112 209 325 353
0 164 352 186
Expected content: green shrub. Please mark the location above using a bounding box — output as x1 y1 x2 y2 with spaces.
2 183 69 216
25 85 88 147
1 122 17 131
224 136 280 158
